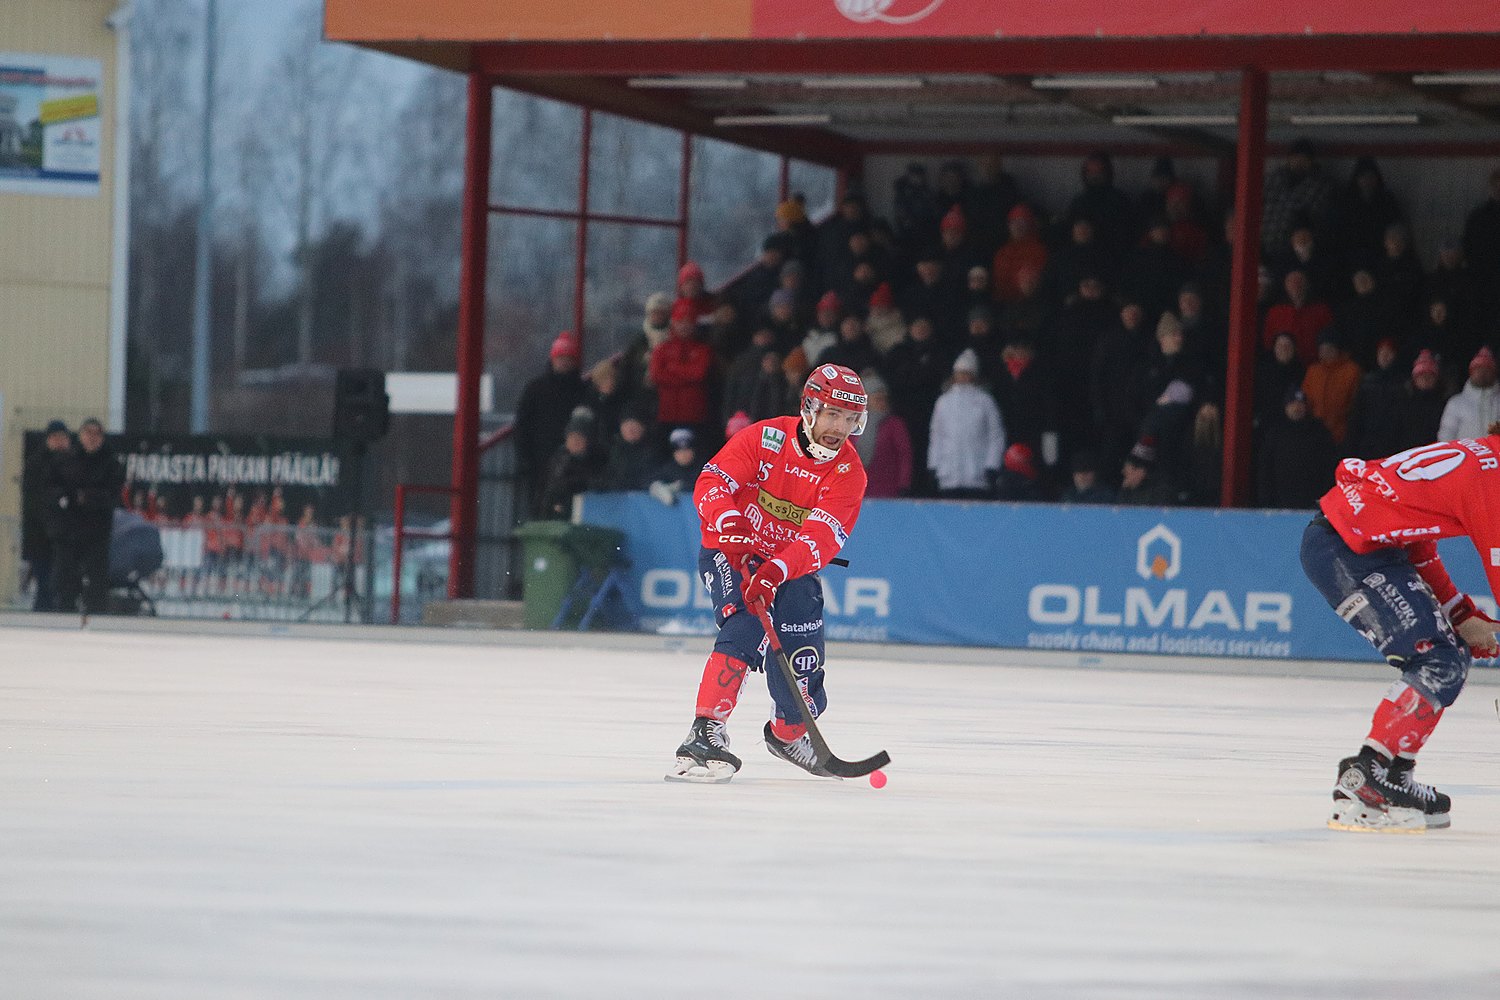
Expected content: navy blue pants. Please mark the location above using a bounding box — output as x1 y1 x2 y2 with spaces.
698 546 827 725
1300 517 1469 708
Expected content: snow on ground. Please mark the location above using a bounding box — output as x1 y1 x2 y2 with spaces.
3 624 1500 999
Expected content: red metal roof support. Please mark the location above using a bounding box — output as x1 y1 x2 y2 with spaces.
1221 66 1267 508
573 108 593 350
448 71 493 598
677 131 692 268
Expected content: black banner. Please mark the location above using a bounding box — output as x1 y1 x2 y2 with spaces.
23 432 360 530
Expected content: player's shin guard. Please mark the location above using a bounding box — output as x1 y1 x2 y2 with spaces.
695 652 749 721
1364 681 1443 760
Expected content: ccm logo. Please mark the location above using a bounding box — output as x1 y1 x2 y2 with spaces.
718 534 756 548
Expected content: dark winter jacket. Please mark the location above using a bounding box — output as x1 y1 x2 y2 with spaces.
538 445 601 519
48 443 124 536
515 369 587 476
1346 364 1408 458
598 438 661 493
1257 415 1336 509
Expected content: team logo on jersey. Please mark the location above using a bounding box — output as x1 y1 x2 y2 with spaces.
1136 524 1181 581
761 426 787 453
837 462 850 473
789 645 821 674
757 488 810 526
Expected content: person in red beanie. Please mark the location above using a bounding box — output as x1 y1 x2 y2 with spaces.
1438 345 1500 441
514 330 588 515
991 203 1048 305
995 442 1044 501
865 281 906 356
939 204 983 281
675 261 717 323
650 300 716 446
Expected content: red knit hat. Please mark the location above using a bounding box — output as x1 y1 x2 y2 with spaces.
1003 443 1038 480
1471 346 1496 373
817 290 841 314
549 331 580 361
941 205 966 232
678 261 704 285
1007 203 1035 223
1412 349 1439 379
868 282 894 309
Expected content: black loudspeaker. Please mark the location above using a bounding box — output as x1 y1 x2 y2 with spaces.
333 368 390 443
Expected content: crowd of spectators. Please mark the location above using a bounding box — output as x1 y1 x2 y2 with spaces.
514 146 1500 515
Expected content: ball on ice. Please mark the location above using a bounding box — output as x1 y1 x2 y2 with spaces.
869 770 887 789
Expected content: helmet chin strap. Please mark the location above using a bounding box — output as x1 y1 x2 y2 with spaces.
799 417 839 462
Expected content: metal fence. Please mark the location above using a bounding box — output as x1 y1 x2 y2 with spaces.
9 518 376 623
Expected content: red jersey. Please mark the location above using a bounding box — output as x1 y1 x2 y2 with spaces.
1319 436 1500 609
694 416 867 580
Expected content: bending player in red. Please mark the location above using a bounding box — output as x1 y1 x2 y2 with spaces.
667 364 869 782
1304 428 1500 831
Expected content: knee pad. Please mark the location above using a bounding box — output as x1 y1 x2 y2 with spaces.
1399 645 1469 709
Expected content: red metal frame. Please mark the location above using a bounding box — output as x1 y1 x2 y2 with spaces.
392 483 458 624
449 72 493 600
419 24 1500 606
1222 67 1269 509
677 131 693 267
573 108 593 348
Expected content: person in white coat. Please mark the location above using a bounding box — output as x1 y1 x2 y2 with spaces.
928 348 1006 499
1438 346 1500 443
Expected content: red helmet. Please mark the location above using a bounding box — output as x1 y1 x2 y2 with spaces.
801 364 868 460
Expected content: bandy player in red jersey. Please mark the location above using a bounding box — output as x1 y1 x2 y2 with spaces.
1303 429 1500 831
666 364 869 783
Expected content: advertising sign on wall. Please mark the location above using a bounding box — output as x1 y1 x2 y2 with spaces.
578 493 1498 664
0 53 103 197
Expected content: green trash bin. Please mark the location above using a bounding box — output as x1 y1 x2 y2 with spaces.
514 521 625 629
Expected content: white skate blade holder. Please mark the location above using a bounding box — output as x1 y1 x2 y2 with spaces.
1328 799 1427 834
664 759 736 784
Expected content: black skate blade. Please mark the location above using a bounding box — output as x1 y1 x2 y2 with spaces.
821 750 890 780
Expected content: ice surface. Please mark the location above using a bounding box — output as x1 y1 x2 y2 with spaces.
3 624 1500 998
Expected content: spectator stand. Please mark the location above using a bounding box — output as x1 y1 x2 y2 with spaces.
325 1 1500 600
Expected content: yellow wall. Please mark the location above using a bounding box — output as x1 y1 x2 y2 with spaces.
0 0 119 602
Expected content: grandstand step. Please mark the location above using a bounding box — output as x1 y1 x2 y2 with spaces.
421 599 526 630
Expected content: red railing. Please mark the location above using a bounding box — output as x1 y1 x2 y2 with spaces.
392 422 515 624
390 482 457 625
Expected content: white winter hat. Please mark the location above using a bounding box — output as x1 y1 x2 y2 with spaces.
953 348 980 375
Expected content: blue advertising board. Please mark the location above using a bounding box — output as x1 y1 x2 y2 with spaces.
577 493 1498 663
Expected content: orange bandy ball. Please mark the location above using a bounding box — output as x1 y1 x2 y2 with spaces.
869 770 888 789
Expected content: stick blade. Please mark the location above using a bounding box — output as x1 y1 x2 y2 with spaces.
823 750 891 779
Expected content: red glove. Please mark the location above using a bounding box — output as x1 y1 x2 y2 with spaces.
1450 595 1500 658
713 512 758 560
742 559 787 615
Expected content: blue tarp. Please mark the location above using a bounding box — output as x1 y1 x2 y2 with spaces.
578 493 1497 663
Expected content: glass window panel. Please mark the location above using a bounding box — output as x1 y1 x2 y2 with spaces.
788 160 838 223
686 136 781 289
485 213 578 413
583 222 680 362
587 112 683 221
489 89 582 212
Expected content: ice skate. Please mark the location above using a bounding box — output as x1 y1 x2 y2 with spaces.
1328 753 1443 833
664 717 740 783
1385 756 1451 829
763 721 838 779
